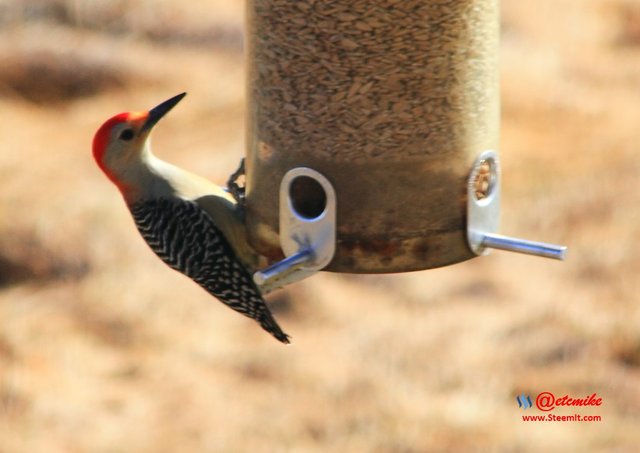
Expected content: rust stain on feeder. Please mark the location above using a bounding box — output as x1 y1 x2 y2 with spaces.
245 0 500 273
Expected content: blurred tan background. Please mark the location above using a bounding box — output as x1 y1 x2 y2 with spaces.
0 0 638 451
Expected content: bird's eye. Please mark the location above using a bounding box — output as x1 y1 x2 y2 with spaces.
119 129 135 141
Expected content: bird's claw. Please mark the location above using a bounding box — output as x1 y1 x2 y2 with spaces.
227 158 246 205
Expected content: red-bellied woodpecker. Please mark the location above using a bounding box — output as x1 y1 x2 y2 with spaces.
92 93 290 344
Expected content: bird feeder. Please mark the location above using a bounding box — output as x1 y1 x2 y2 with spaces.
243 0 565 286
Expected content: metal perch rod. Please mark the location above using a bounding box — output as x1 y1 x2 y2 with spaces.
481 233 567 260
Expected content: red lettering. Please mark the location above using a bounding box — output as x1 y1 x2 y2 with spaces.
587 393 603 406
533 391 603 411
553 393 603 407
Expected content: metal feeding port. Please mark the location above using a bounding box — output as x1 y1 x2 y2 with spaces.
467 150 567 260
253 167 336 293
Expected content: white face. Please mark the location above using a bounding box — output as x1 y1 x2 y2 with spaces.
93 112 150 182
102 120 146 175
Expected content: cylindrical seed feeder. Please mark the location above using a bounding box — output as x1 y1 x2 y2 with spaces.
245 0 500 273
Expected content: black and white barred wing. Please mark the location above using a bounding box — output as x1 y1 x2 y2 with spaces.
130 198 289 343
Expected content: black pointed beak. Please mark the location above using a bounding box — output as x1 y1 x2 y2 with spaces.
141 92 187 133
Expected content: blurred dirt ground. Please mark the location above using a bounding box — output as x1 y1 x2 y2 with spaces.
0 0 639 451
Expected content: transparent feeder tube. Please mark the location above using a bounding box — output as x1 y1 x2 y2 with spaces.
245 0 500 273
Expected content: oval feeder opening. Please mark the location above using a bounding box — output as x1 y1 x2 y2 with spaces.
473 157 498 202
289 175 327 220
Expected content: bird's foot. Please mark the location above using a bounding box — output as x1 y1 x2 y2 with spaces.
227 157 246 205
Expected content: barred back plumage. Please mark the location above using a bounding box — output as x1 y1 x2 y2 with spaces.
131 197 290 344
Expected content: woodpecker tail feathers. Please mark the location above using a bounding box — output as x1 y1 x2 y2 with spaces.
259 310 291 344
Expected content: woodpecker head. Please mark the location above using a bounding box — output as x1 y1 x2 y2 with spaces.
92 92 186 192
